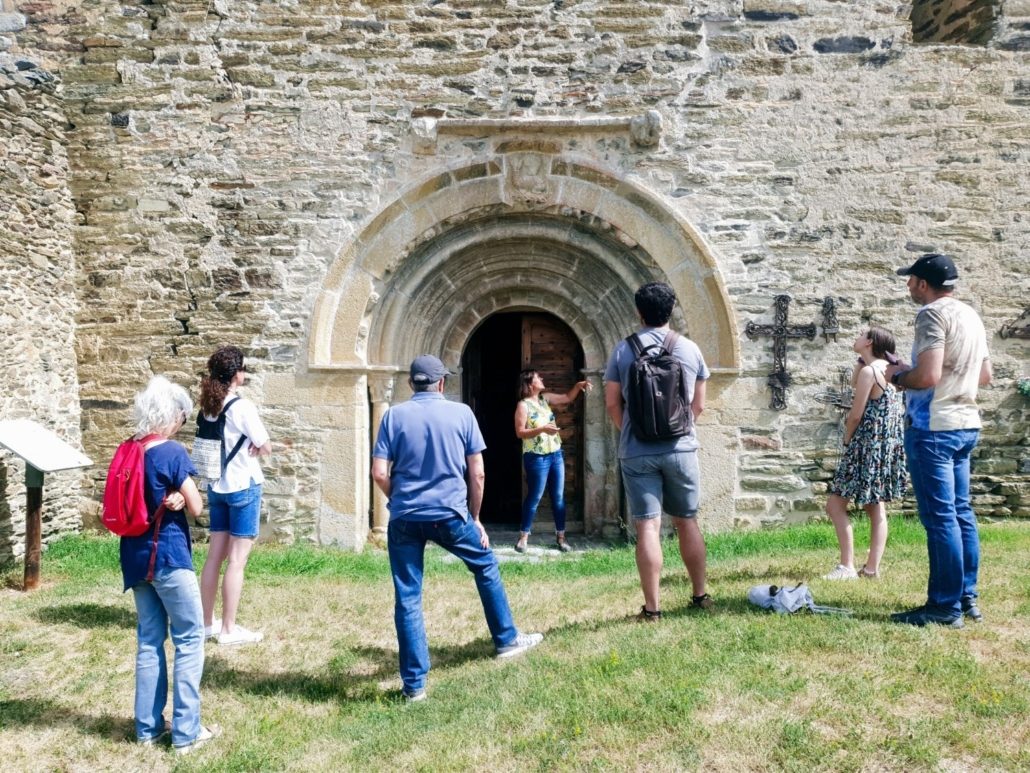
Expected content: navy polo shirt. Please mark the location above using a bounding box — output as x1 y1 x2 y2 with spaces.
119 440 197 591
372 391 487 522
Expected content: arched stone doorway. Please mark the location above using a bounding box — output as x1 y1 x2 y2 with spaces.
306 154 740 549
463 311 586 529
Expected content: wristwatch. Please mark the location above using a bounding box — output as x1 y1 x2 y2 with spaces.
891 371 903 386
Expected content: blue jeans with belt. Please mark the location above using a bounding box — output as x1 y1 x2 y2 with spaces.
388 515 519 692
521 449 566 533
904 427 980 616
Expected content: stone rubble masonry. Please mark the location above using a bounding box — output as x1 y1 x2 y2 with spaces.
0 14 81 562
0 1 1027 554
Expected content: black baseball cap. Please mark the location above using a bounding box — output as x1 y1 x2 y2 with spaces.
896 253 958 287
409 354 452 384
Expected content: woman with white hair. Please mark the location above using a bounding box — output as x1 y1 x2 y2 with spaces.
119 375 219 755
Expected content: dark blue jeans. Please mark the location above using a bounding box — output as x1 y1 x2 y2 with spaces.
904 427 980 616
387 516 519 692
521 450 566 533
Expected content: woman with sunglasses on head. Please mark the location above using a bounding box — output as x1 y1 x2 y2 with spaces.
197 346 272 646
823 326 907 581
513 368 591 553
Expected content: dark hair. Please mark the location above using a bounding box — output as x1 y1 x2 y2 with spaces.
866 326 896 360
634 282 676 327
200 345 244 416
518 369 539 400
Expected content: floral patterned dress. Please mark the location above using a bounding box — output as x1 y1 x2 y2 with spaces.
830 381 907 505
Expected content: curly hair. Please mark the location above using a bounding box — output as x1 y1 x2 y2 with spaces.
200 345 244 417
634 282 677 327
133 376 192 438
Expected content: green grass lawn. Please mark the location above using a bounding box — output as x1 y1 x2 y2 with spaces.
2 518 1029 772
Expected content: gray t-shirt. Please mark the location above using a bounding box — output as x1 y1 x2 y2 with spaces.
604 326 710 459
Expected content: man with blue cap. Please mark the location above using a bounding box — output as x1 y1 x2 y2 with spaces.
372 354 543 701
886 253 992 628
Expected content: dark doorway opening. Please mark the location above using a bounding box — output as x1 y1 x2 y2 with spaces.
462 311 586 529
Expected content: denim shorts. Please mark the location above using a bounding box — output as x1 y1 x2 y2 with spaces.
207 481 262 538
621 451 700 519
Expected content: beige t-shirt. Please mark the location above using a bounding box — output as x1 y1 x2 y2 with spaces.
906 297 989 431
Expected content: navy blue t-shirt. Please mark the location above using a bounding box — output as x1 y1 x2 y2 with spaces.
119 440 197 591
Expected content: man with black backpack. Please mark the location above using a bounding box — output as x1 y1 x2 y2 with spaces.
604 282 713 622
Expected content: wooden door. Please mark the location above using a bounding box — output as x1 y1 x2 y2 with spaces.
521 314 584 525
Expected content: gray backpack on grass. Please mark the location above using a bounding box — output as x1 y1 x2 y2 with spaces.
747 583 852 616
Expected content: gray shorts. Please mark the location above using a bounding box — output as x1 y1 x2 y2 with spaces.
621 450 700 520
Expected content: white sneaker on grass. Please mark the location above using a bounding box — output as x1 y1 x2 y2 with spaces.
174 724 221 756
217 625 263 646
204 618 221 640
496 631 543 658
822 564 858 581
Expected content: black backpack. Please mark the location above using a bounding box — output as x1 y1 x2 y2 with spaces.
625 331 692 442
190 396 247 486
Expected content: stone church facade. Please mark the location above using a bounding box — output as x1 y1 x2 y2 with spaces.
1 0 1028 559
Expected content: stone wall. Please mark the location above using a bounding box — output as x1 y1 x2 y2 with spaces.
3 0 1027 547
0 5 81 563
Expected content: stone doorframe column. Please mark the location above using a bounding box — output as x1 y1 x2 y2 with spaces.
368 371 397 545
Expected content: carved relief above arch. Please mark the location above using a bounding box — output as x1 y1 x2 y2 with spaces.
308 154 740 375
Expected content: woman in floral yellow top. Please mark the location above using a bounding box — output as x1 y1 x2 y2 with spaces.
513 369 591 553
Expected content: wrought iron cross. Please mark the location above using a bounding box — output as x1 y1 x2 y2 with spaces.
745 294 817 410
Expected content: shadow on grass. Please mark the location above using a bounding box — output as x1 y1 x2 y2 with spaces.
34 603 136 629
0 698 135 742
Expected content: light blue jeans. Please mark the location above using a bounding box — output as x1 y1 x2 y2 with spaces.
904 427 980 616
388 515 519 692
131 567 205 747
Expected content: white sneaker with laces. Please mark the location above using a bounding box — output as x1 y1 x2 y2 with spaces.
217 625 264 646
496 631 543 658
174 724 221 755
822 564 858 581
204 618 221 640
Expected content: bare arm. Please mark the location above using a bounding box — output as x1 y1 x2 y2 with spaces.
605 381 624 431
180 477 203 517
979 358 992 387
248 440 272 457
371 457 391 498
466 453 489 548
886 347 943 391
514 401 558 439
843 366 876 445
543 380 592 407
691 378 707 421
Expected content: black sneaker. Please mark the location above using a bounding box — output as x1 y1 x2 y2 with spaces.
890 605 964 629
961 599 983 622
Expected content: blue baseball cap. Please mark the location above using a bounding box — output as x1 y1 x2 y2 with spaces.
409 354 452 384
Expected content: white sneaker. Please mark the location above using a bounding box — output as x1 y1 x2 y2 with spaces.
174 724 221 755
496 631 543 658
204 618 221 640
217 625 264 646
822 564 858 581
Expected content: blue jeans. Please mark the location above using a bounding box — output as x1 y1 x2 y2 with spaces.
387 515 519 692
521 450 566 533
131 568 205 747
904 427 980 615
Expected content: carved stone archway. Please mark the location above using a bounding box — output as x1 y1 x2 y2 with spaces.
305 153 739 548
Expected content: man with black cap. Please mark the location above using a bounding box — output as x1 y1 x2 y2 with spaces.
371 354 543 702
886 253 992 628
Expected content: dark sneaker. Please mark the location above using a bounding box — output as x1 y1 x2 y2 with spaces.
402 687 427 703
890 605 964 629
691 593 715 610
635 606 662 622
961 599 983 622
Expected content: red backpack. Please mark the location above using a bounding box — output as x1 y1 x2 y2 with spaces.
102 434 166 537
